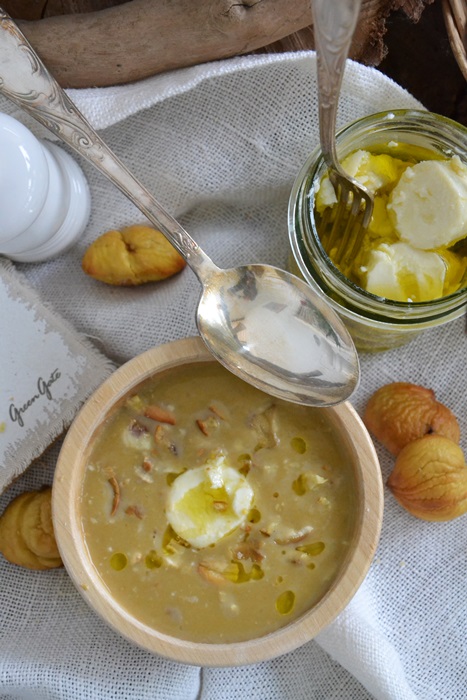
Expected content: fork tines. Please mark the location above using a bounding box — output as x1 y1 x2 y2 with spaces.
318 178 373 274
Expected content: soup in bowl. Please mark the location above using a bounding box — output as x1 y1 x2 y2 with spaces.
53 337 383 666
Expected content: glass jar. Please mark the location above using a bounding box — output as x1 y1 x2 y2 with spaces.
288 109 467 352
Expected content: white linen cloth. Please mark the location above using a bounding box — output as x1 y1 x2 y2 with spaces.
0 52 466 700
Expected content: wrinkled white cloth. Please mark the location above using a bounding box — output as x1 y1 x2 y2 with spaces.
0 52 466 700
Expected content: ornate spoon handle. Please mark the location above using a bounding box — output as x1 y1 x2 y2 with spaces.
0 10 215 279
311 0 362 171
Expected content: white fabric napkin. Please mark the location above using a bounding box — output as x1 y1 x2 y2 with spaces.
0 51 465 700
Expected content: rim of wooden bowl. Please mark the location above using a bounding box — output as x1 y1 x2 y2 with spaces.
53 336 384 667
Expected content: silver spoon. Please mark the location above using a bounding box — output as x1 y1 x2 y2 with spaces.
0 11 359 406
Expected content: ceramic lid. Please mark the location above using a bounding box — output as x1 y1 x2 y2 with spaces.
0 113 49 243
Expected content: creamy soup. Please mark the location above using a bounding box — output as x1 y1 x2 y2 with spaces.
81 362 357 643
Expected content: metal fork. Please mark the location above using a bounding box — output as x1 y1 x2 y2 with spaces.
312 0 374 271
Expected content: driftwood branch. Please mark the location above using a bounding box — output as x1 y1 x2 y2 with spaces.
3 0 435 89
15 0 311 88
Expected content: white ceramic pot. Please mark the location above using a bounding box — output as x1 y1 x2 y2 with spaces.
0 112 91 262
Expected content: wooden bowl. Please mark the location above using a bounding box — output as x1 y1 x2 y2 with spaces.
53 336 383 666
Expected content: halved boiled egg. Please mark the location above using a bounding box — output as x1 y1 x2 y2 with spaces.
166 455 254 548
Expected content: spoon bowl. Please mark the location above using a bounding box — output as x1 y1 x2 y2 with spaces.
197 263 358 404
0 10 359 406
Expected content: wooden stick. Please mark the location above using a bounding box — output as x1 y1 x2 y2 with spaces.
16 0 313 88
12 0 431 89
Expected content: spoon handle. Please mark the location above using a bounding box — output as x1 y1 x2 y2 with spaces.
0 10 215 279
311 0 362 170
